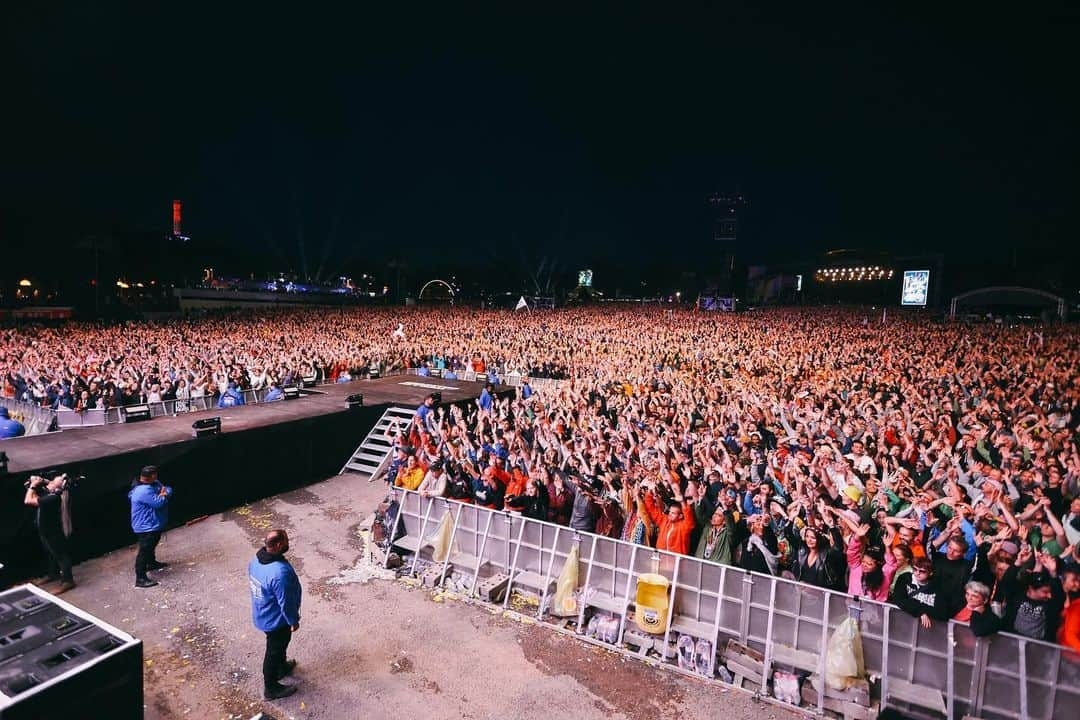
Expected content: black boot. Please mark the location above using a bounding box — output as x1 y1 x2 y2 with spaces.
264 683 297 700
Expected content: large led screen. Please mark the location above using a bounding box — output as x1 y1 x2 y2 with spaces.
901 270 930 306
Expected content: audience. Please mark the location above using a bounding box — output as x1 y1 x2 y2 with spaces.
3 304 1077 646
374 305 1077 647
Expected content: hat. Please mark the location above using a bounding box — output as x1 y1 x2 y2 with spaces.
430 459 444 470
999 540 1020 556
843 485 863 503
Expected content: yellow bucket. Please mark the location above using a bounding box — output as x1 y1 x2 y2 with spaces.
634 573 671 634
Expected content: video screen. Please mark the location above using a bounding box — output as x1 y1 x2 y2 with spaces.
901 270 930 306
578 269 593 287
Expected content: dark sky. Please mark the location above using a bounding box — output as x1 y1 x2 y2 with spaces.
3 3 1077 287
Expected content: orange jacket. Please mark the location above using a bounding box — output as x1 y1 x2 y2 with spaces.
503 468 530 511
1059 601 1080 652
643 493 695 555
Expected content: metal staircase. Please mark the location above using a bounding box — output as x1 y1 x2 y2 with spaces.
339 405 417 479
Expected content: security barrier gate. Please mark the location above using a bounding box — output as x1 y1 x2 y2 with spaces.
384 489 1078 720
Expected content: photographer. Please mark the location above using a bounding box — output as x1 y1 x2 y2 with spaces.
128 465 173 588
23 474 76 593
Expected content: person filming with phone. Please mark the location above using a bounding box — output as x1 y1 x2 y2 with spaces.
128 465 173 588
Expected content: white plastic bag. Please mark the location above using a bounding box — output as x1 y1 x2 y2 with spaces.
825 616 865 690
550 544 580 617
429 514 453 563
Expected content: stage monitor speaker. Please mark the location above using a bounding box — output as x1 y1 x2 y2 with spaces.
283 386 301 400
191 417 221 438
300 376 317 388
0 585 142 718
122 404 151 423
346 393 364 409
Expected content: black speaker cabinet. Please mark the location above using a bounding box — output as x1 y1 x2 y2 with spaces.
0 585 142 719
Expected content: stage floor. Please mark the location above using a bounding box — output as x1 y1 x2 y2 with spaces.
3 375 493 474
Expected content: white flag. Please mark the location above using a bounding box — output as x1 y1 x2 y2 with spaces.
515 296 529 311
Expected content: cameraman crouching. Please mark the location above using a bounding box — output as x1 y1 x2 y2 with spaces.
24 474 76 594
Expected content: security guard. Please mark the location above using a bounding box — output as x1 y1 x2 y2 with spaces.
249 529 302 700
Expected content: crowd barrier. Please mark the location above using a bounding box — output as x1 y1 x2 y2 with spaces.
55 407 107 428
408 367 569 394
0 397 57 436
386 489 1077 720
99 385 295 424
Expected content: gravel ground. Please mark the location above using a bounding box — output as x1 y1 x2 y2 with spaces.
58 472 799 720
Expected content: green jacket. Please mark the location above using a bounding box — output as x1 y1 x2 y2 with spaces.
694 506 737 565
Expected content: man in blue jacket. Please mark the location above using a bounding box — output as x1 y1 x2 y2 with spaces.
128 465 172 588
218 381 246 408
478 382 494 413
0 407 26 439
249 528 302 700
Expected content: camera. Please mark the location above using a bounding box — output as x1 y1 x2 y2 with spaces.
24 471 81 491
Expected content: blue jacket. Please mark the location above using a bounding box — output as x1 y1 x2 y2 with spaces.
218 385 245 408
249 548 302 631
265 387 284 402
0 408 26 439
128 482 172 532
478 389 493 412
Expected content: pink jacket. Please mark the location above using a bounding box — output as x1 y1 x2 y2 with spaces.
846 535 895 602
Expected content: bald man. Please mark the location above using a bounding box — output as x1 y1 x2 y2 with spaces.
248 529 303 700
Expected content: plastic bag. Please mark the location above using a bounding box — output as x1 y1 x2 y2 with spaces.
550 544 580 617
825 616 865 690
429 514 454 563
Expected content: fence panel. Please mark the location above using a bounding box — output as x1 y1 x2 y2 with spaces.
474 512 515 576
390 491 1073 720
981 636 1022 719
0 397 57 436
1047 645 1080 720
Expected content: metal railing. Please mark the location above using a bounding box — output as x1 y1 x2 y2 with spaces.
386 489 1078 720
101 386 284 424
0 397 58 436
405 367 569 394
31 366 540 432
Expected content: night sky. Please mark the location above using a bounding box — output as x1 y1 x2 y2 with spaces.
3 4 1077 291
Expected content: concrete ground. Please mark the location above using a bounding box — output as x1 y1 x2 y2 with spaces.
57 473 798 720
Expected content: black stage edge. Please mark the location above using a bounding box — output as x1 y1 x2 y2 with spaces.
0 376 512 584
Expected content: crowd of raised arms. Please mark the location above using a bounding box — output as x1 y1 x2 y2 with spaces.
3 305 1079 646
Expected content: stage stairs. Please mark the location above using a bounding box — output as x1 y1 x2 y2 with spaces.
340 405 417 480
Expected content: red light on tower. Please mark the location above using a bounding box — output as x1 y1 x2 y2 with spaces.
172 200 182 236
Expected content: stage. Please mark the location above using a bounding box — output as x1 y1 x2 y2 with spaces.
1 375 494 474
0 375 504 582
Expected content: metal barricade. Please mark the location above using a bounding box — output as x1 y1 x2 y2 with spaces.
0 397 58 436
387 490 1076 720
55 407 106 428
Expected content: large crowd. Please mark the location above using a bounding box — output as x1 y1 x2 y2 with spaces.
0 307 573 413
3 305 1079 648
374 306 1077 649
